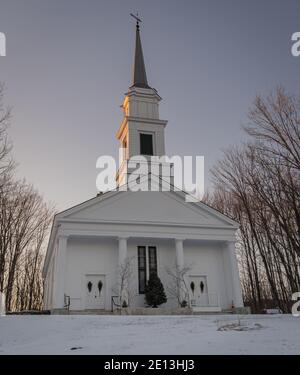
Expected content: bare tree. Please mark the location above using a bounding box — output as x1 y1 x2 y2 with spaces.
113 256 136 309
207 87 300 313
165 264 192 307
0 83 14 183
2 182 54 311
0 83 54 312
246 87 300 171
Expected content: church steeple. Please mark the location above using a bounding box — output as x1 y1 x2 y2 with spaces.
116 15 168 186
131 15 150 89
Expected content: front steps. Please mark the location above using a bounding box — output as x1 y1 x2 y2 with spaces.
51 309 113 315
51 308 249 315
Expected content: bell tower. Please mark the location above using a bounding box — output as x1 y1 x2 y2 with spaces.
116 15 168 185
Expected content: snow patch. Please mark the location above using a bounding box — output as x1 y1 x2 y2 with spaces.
0 314 299 354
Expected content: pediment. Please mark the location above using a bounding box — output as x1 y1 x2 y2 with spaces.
59 188 237 228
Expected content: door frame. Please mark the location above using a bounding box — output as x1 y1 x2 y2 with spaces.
84 273 106 310
188 274 209 306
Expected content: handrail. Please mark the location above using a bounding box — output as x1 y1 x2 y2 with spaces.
111 295 121 312
64 294 70 311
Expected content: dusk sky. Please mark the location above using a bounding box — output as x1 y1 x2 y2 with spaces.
0 0 299 210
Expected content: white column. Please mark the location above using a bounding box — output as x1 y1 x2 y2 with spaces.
175 239 184 270
118 237 128 305
224 241 244 308
53 235 68 309
118 237 128 268
175 239 185 304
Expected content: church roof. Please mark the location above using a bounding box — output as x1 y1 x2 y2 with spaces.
54 174 239 227
132 22 150 89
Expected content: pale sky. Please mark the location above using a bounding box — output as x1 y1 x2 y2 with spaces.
0 0 299 210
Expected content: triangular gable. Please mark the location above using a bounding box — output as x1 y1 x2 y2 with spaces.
58 174 238 228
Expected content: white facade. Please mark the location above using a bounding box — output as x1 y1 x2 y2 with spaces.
43 185 243 312
42 22 243 313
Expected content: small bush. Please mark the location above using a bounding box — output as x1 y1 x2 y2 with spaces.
145 273 167 307
181 300 188 308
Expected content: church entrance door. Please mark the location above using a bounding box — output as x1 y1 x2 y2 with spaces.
85 274 106 309
189 275 209 306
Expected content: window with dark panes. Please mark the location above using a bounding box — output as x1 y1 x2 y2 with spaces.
140 133 153 155
148 246 157 275
137 246 158 294
138 246 146 294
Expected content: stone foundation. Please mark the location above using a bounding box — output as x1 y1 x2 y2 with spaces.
50 306 251 315
115 307 193 315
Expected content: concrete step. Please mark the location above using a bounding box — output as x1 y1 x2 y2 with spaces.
68 310 113 315
51 309 114 315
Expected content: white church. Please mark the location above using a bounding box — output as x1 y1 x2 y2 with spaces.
43 19 244 313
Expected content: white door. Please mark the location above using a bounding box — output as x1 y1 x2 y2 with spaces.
189 276 209 306
85 275 106 309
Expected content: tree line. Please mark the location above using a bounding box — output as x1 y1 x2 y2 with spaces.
205 87 300 312
0 83 54 311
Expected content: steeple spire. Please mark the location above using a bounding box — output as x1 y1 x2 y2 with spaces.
130 13 150 89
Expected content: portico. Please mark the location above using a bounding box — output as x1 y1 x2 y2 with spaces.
44 216 242 313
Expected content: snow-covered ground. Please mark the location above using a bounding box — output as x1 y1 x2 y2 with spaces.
0 314 299 355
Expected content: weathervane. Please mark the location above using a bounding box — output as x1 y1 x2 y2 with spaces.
130 12 142 29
